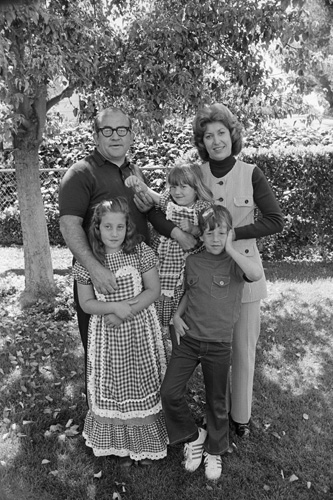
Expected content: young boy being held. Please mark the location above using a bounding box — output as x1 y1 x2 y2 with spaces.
160 205 263 481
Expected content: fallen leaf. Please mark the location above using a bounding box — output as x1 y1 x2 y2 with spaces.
49 424 62 433
281 470 285 479
303 413 309 420
65 419 73 428
289 474 299 482
94 471 102 478
64 427 79 436
49 470 58 476
112 493 122 500
272 432 281 439
22 420 34 425
307 482 311 489
263 485 270 491
42 459 51 464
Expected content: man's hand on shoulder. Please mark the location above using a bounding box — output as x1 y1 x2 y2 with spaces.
90 263 118 294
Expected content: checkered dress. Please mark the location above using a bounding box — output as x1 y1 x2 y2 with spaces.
73 243 168 460
152 191 210 326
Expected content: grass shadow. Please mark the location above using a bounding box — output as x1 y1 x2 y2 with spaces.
1 261 333 499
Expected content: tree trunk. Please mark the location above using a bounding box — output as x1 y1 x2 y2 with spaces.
319 74 333 111
13 142 56 304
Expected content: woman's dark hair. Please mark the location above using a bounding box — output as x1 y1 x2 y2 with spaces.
198 204 233 235
88 197 142 263
192 103 243 161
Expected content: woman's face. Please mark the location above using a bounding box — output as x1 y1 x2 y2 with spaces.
202 122 232 161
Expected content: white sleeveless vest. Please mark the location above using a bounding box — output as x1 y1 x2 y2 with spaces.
200 159 267 303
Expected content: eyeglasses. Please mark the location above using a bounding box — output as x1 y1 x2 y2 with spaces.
97 126 131 137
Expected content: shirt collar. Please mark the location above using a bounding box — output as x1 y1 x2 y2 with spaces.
92 148 130 169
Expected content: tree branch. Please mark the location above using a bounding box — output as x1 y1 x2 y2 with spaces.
46 85 76 112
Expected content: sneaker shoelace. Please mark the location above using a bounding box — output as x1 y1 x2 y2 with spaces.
184 440 204 461
204 453 222 467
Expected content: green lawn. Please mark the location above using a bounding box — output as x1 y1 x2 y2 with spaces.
0 247 332 500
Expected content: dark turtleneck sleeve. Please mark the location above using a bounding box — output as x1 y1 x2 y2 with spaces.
209 156 284 240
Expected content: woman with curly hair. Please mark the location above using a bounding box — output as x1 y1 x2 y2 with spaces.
192 103 284 437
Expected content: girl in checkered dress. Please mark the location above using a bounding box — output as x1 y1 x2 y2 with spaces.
125 162 213 347
73 197 168 465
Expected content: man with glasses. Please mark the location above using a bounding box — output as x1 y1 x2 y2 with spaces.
59 107 197 356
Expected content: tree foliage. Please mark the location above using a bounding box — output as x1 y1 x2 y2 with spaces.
273 0 333 110
0 0 310 301
80 0 308 128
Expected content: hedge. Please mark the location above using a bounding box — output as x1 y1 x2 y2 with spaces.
1 130 333 261
241 145 333 260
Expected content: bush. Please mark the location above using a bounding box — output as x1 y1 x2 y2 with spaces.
0 206 22 245
1 119 333 260
241 145 333 260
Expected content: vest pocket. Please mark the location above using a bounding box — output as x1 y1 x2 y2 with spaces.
211 275 230 299
234 195 254 207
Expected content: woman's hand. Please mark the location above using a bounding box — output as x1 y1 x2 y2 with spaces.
178 219 200 236
133 193 154 212
171 227 198 251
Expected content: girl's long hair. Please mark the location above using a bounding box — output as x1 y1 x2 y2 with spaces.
198 204 233 235
167 162 213 202
88 197 142 264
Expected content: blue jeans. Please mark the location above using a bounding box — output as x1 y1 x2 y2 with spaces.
160 335 231 455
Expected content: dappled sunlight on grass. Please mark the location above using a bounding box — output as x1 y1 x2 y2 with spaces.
1 254 333 499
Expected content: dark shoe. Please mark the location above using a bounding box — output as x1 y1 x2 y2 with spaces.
118 456 134 467
138 458 153 466
234 422 250 437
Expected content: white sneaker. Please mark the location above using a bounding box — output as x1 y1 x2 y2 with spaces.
183 428 207 472
203 451 222 481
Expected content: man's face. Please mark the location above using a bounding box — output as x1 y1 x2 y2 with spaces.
94 111 133 165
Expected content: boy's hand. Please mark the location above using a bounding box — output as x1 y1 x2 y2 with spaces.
173 314 189 345
225 229 234 255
